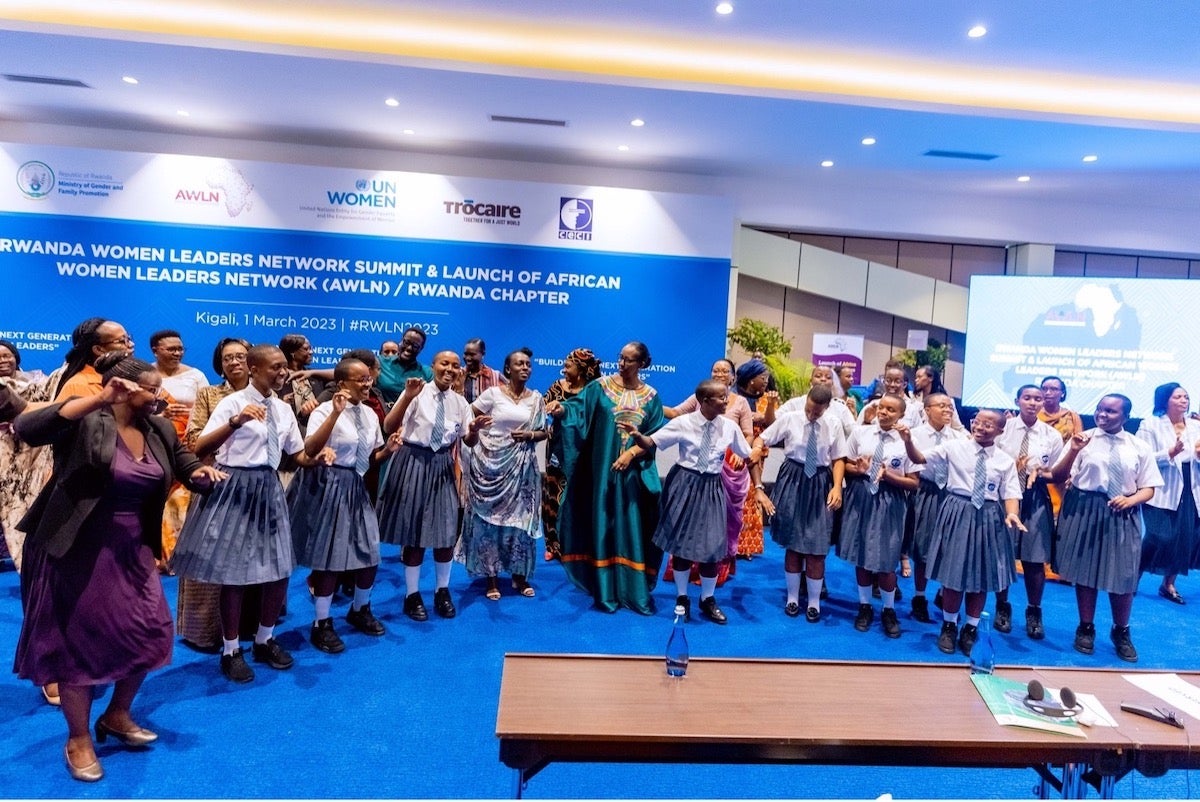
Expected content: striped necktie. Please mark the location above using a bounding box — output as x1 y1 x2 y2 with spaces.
1106 434 1124 499
429 391 446 450
868 432 888 495
932 429 948 487
971 447 987 509
804 421 820 478
698 418 716 466
264 398 281 468
1016 427 1031 487
353 404 372 475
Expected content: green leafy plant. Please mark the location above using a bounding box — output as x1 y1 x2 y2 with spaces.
893 338 950 372
726 318 811 401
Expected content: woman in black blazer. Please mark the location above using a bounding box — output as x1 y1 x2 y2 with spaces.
14 353 224 783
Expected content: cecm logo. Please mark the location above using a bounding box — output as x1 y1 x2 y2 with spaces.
558 197 593 240
16 161 55 199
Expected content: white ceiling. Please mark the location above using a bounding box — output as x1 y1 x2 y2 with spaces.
1 1 1198 255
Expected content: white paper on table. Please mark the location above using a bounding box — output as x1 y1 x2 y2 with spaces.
1070 691 1118 727
1122 673 1200 720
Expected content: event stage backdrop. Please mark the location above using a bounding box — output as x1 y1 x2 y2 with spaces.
0 144 732 403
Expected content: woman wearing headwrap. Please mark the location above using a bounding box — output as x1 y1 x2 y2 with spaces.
733 358 777 559
540 347 602 561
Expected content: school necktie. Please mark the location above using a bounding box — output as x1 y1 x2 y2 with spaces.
971 447 987 509
1107 434 1124 499
698 418 715 466
353 404 372 475
1017 427 1031 487
932 429 948 487
804 421 820 477
264 398 281 468
429 391 446 450
868 432 888 495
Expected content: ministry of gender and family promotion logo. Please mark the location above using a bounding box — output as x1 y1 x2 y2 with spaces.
16 161 55 199
558 197 593 240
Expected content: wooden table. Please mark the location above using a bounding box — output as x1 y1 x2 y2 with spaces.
496 653 1199 798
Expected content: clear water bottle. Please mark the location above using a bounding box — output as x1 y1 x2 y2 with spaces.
665 604 689 677
969 610 996 675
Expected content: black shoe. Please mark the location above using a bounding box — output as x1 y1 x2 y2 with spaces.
937 620 958 654
1111 626 1138 663
854 603 874 632
346 603 386 636
994 601 1013 634
698 596 727 625
1025 605 1045 640
220 648 255 683
676 595 692 622
403 592 428 622
784 601 800 618
958 623 979 656
805 606 821 623
251 638 294 670
1158 585 1186 605
911 595 932 624
1074 622 1096 655
433 587 456 619
881 607 901 639
310 618 345 654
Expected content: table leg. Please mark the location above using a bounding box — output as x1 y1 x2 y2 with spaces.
1096 773 1116 799
1060 763 1085 799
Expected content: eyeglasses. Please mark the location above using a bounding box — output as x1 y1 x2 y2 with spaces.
345 376 374 385
222 353 248 364
100 335 133 347
157 346 185 354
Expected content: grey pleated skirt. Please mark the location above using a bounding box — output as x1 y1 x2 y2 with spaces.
1016 482 1056 564
926 494 1017 593
908 479 946 563
377 444 460 549
836 475 907 573
288 464 380 571
770 459 834 554
651 466 726 563
170 466 295 585
1054 487 1142 594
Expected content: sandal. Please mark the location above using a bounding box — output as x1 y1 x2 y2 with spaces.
485 580 501 601
512 578 536 597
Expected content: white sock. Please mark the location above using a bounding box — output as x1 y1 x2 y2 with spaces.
944 611 959 624
404 565 421 597
434 559 452 590
314 594 333 622
857 584 873 604
254 624 274 645
881 589 896 610
674 568 691 597
785 570 801 605
352 585 372 611
222 638 240 656
805 576 823 612
699 575 717 601
966 615 981 627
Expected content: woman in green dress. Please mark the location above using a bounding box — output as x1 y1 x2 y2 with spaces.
547 342 664 614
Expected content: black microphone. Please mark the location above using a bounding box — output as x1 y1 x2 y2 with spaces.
1027 680 1044 701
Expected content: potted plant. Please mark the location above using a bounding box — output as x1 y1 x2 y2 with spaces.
726 318 813 401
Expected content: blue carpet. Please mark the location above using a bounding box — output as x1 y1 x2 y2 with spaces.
2 540 1198 798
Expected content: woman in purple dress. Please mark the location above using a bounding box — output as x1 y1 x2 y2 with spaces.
13 354 225 782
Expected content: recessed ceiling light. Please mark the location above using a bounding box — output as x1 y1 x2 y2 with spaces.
967 25 987 38
1082 154 1098 163
820 160 834 168
385 97 399 107
121 76 138 85
715 2 734 15
1017 175 1031 182
861 137 876 146
402 129 415 135
617 145 630 152
176 109 190 117
630 118 645 127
